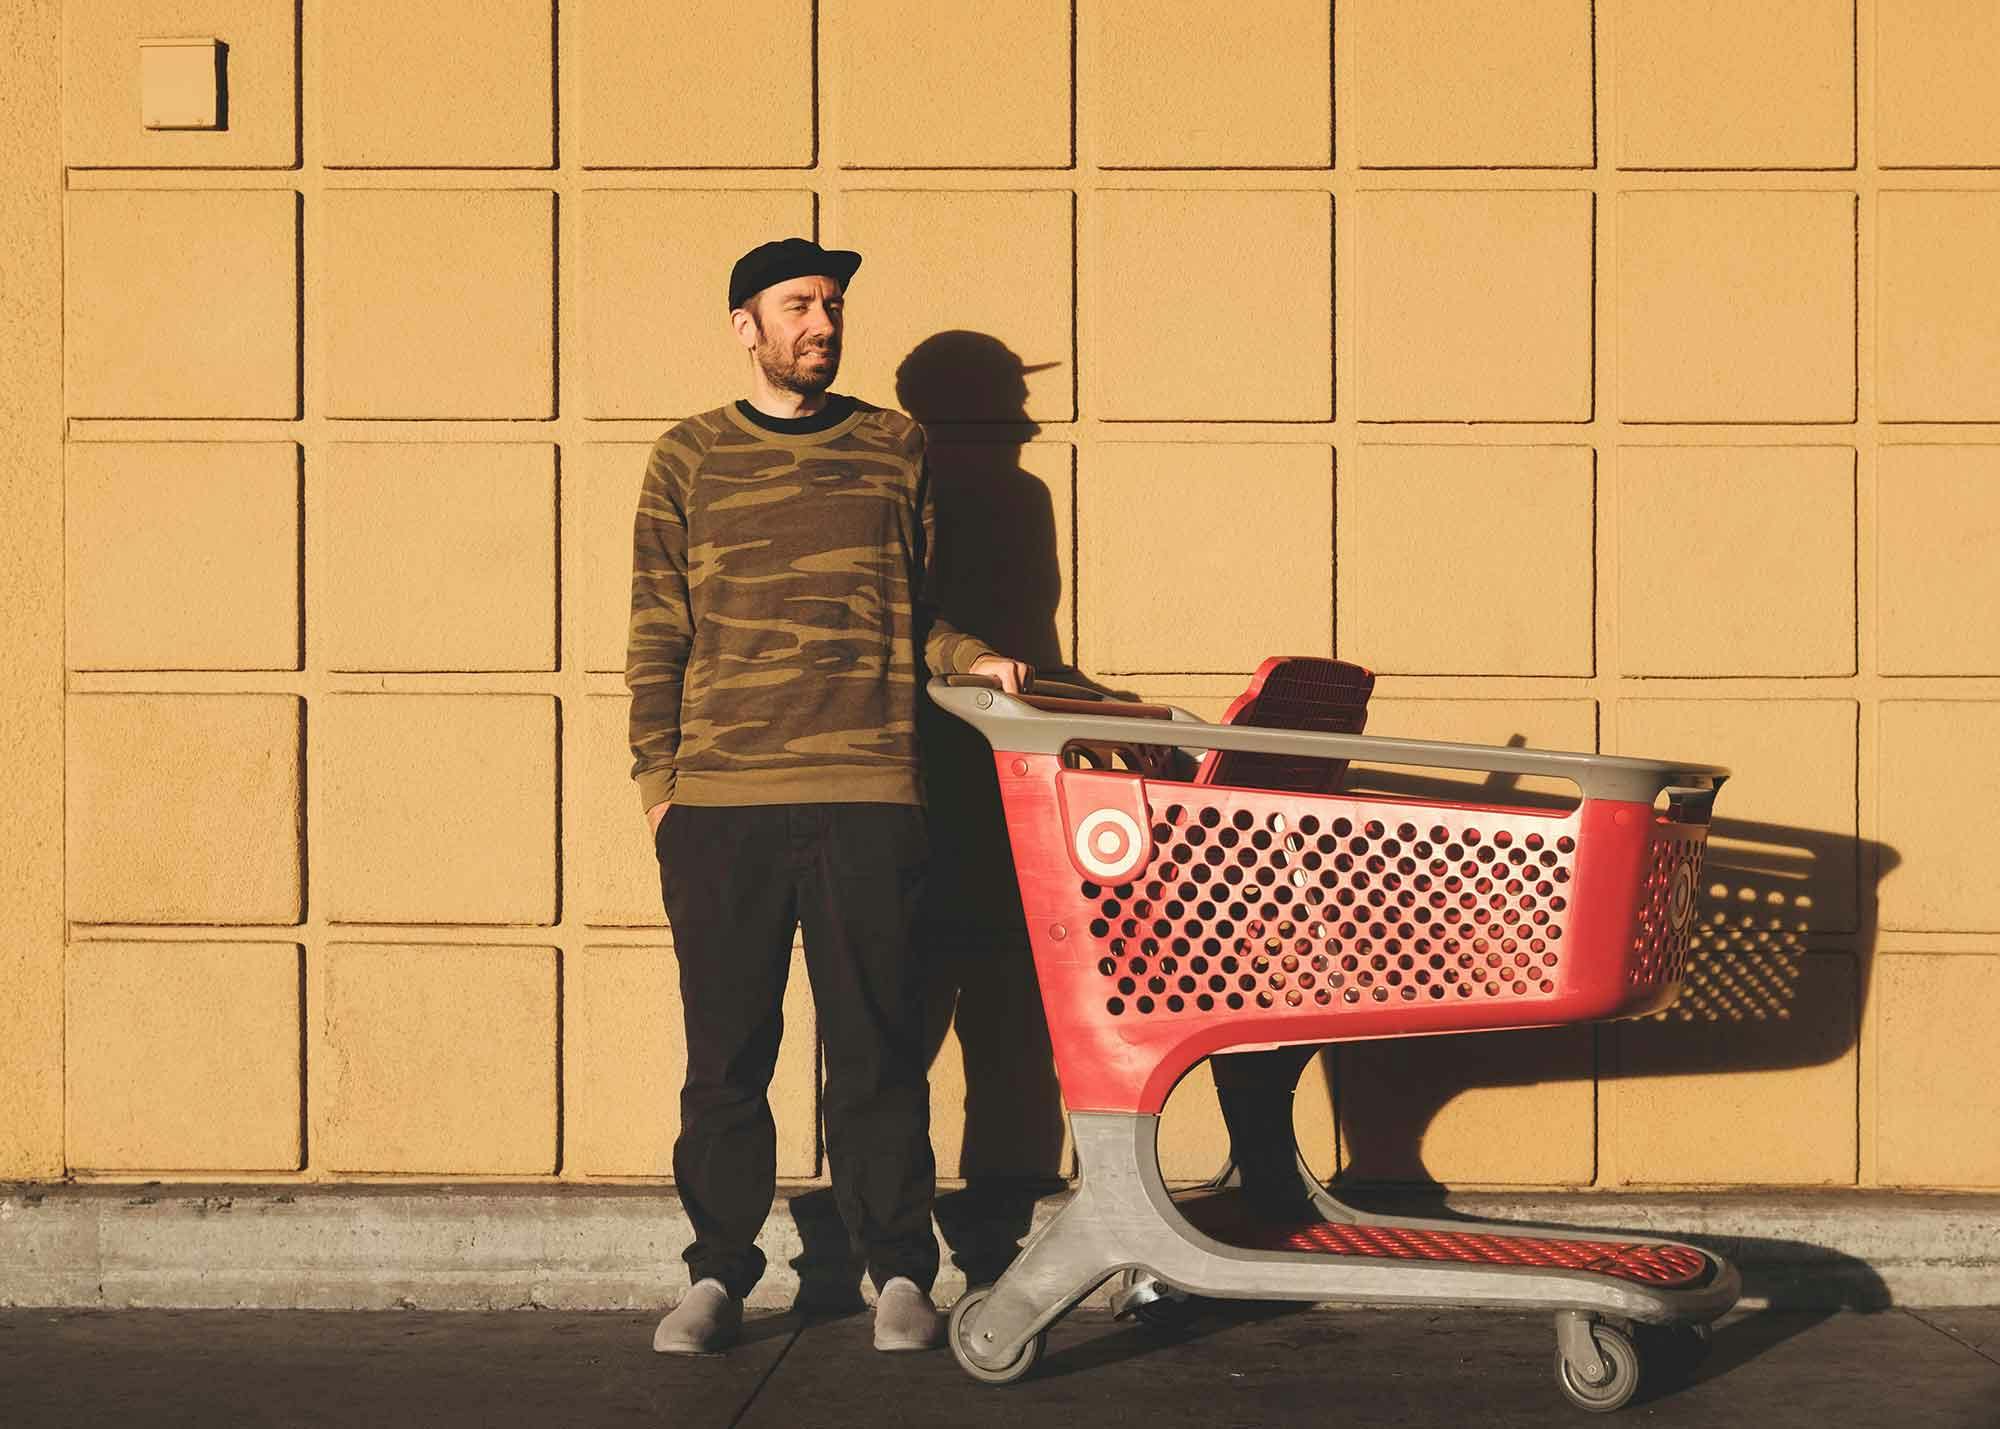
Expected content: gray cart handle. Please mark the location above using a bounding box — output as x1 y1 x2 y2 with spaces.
929 675 1729 809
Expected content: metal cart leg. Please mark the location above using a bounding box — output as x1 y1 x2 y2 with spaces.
949 1175 1122 1379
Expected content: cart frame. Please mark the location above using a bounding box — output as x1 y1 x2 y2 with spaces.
928 674 1741 1406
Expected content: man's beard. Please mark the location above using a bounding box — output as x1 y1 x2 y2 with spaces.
753 325 841 396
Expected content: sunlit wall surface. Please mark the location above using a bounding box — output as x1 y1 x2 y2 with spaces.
9 1 1998 1192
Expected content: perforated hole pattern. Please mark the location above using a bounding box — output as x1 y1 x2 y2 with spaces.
1631 833 1707 988
1085 800 1577 1020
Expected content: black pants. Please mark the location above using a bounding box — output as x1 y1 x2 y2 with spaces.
655 800 938 1300
1212 1044 1323 1219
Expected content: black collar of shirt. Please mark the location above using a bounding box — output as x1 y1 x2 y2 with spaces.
734 393 858 435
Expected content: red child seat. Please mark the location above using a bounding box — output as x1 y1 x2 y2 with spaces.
1193 657 1376 795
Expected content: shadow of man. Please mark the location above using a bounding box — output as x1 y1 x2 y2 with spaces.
901 331 1071 1286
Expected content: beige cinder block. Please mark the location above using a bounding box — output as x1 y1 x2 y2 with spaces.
566 943 818 1179
316 694 556 926
322 443 555 673
1359 698 1598 805
1617 190 1855 423
1351 0 1592 168
1096 0 1330 167
926 441 1074 672
4 0 63 1180
834 0 1070 168
1605 952 1857 1186
1156 1052 1335 1184
1338 445 1594 676
1081 443 1331 673
1125 677 1264 723
64 0 296 167
1878 192 2000 422
832 190 1074 422
1156 1060 1232 1182
577 693 668 929
65 189 297 419
574 0 813 168
1877 1 2000 167
1353 190 1593 422
65 941 301 1172
319 942 556 1174
323 189 554 419
1339 1028 1594 1186
66 693 302 925
1614 700 1858 934
580 190 815 419
1618 445 1855 677
1879 703 2000 933
1878 445 2000 675
1367 699 1597 749
66 442 300 672
1614 0 1854 169
573 443 652 675
1091 190 1331 421
1875 954 2000 1188
319 0 551 167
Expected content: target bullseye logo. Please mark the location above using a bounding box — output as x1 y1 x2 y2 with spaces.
1074 808 1144 880
1054 769 1155 884
1668 860 1696 933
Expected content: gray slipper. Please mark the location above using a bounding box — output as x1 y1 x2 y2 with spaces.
872 1276 944 1352
653 1278 743 1354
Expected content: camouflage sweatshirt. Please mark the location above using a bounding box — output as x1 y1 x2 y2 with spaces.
625 397 997 811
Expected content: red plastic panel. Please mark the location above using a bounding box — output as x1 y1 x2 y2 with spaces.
1245 1220 1711 1289
995 754 1706 1113
1086 797 1579 1022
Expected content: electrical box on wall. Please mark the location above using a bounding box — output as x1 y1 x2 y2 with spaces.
139 38 224 130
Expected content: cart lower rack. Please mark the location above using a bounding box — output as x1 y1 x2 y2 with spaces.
929 659 1737 1412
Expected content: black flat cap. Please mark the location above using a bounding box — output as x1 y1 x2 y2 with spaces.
728 237 862 311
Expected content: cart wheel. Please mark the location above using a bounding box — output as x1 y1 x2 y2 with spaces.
1637 1319 1713 1383
1554 1321 1642 1413
949 1287 1045 1386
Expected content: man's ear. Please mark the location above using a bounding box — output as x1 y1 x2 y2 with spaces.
729 306 759 352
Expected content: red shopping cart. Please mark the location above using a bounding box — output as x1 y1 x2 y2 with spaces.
930 657 1737 1412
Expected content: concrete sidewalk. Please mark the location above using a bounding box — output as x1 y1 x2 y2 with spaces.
2 1304 1996 1428
8 1183 2000 1311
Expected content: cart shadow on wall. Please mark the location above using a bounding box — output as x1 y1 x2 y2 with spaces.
1288 792 1898 1385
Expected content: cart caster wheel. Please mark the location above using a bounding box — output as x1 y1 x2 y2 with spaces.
1109 1269 1196 1331
1637 1319 1713 1382
1555 1321 1642 1413
950 1287 1045 1386
1675 1318 1714 1362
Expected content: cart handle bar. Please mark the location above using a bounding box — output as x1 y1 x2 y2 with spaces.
931 675 1729 808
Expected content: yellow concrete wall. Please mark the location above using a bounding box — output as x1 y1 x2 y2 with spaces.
9 0 1998 1193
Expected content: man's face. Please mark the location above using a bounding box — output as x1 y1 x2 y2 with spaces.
735 275 844 395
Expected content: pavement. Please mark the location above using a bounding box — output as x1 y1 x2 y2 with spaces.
3 1303 1996 1428
13 1183 2000 1313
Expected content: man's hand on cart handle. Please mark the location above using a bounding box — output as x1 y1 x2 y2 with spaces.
968 652 1035 694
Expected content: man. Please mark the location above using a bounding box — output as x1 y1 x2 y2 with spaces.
627 237 1032 1355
